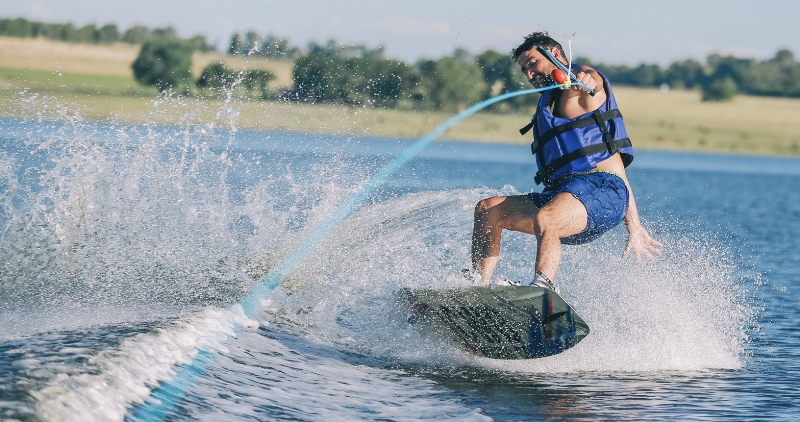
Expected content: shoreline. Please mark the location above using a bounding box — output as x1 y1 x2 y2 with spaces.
1 36 799 156
1 88 798 157
0 69 798 156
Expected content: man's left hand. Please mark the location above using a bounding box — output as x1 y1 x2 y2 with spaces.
572 71 597 95
624 225 663 262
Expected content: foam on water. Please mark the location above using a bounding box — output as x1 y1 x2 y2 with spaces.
0 92 759 419
0 95 387 418
0 97 373 338
171 327 491 421
262 188 756 373
27 306 256 421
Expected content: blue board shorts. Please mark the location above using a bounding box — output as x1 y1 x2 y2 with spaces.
526 171 629 245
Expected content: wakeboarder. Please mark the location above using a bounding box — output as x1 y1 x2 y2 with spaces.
469 32 662 289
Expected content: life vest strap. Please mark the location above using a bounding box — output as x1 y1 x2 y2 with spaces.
526 109 623 154
519 120 534 136
534 137 632 185
591 110 616 154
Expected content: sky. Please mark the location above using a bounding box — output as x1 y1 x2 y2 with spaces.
2 0 799 66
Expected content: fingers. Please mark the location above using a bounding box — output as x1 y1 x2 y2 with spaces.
647 237 664 256
572 71 596 93
624 242 643 262
576 71 594 86
624 238 662 262
649 243 663 255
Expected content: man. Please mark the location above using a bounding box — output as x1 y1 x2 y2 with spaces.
470 32 662 289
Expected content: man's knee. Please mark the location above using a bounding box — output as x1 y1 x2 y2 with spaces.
533 205 563 237
532 207 548 236
474 196 504 218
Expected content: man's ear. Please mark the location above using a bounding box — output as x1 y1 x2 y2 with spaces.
551 48 561 59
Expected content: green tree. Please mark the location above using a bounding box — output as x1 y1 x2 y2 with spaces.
664 59 705 89
122 26 153 44
772 49 795 67
242 31 260 55
306 39 384 59
416 56 486 111
196 62 236 91
197 64 275 99
475 49 533 111
75 24 96 43
596 63 664 87
60 23 77 42
477 50 507 97
707 54 753 89
747 49 800 97
152 27 178 40
292 54 353 103
0 18 33 37
243 70 276 99
188 35 215 52
259 34 299 59
31 22 61 39
132 40 194 93
702 76 737 101
96 24 120 43
343 57 414 107
292 52 413 107
228 34 242 55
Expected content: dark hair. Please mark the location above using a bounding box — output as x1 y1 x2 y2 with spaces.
511 31 566 61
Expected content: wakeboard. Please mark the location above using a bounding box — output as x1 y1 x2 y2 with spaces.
400 286 589 359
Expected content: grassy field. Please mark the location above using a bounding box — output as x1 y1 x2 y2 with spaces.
0 37 294 88
1 37 799 155
617 88 800 155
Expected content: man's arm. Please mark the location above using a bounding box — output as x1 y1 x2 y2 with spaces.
554 60 662 259
618 169 663 261
553 65 607 118
595 154 663 261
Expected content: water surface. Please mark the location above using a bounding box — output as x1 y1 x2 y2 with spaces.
0 112 797 420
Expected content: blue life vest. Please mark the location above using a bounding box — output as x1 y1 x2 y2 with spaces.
519 68 633 185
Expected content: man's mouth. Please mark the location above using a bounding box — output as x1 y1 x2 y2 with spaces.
530 73 554 88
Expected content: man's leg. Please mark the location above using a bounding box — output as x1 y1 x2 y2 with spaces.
533 192 589 281
471 192 588 285
471 195 538 284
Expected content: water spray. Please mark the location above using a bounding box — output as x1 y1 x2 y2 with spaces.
129 83 569 420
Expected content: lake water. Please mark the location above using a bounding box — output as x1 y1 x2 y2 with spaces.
0 110 798 421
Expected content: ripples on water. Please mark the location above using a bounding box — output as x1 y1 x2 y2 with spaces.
0 94 798 420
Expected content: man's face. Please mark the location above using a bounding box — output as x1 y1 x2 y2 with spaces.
516 48 557 88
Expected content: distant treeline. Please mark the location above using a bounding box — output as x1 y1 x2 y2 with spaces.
587 50 800 100
0 17 215 52
227 31 301 59
226 32 800 106
224 33 530 111
288 44 531 112
5 17 799 106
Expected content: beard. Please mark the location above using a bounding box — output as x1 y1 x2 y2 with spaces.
530 73 554 88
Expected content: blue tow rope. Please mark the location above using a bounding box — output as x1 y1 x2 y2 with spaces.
128 83 564 421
